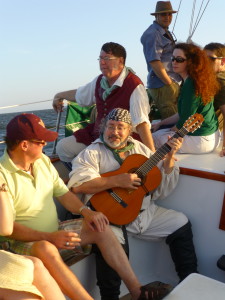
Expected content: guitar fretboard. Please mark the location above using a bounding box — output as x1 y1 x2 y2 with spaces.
135 127 189 177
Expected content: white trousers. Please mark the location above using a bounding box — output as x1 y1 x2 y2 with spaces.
111 203 188 244
56 135 86 162
153 129 221 154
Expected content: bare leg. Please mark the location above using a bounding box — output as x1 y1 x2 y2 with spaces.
31 241 93 300
0 288 41 300
26 256 66 300
81 223 143 300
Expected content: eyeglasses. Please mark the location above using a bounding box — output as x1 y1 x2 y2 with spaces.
171 56 187 63
97 56 118 61
106 125 129 132
208 56 224 61
29 139 47 146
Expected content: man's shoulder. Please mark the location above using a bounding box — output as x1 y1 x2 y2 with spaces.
0 151 12 173
34 154 53 171
141 22 164 39
75 138 103 156
130 137 152 156
126 71 143 85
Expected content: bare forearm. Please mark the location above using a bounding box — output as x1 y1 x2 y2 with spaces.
136 122 155 151
54 89 77 102
9 222 51 242
57 191 87 213
160 113 179 126
72 177 118 195
0 196 14 236
150 60 172 85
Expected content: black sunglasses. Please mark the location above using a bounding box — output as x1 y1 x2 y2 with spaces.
208 56 224 61
171 56 187 63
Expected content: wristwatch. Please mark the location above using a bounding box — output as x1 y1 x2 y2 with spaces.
79 205 90 215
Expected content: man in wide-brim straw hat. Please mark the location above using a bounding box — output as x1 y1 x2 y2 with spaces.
141 1 181 120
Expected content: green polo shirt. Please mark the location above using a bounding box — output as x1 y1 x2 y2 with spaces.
176 77 218 136
0 151 69 241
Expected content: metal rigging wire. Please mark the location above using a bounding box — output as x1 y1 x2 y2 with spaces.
189 0 197 38
187 0 211 42
191 0 211 37
171 0 183 33
0 99 52 110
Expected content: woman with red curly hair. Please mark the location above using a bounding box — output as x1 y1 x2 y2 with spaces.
152 43 221 153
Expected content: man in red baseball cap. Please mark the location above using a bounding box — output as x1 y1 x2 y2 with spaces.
6 113 58 142
0 113 160 300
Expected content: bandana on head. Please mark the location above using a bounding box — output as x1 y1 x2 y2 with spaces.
106 108 132 125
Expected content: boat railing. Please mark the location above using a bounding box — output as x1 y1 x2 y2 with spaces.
0 100 93 156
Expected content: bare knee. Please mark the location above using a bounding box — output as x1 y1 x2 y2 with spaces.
26 256 45 273
31 240 61 263
173 212 188 232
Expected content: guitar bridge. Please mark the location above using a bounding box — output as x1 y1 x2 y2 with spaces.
107 189 128 208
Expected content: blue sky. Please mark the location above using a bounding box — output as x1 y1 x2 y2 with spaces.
1 0 224 113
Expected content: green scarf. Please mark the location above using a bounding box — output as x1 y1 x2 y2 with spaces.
100 67 136 101
100 78 118 100
100 134 134 165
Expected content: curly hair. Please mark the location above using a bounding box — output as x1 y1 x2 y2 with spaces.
174 43 220 105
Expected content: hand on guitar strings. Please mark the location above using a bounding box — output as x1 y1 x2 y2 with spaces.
112 173 142 190
166 136 183 159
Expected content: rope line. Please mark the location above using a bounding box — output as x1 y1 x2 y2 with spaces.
187 0 211 42
172 0 183 33
0 99 53 110
191 0 211 38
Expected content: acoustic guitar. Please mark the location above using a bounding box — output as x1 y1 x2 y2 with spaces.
90 113 204 225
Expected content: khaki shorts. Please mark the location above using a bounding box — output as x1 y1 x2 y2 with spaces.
6 219 92 261
148 81 180 119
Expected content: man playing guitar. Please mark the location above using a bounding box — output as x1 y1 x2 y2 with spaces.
68 108 198 300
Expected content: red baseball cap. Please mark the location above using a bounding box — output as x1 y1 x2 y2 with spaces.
6 113 58 142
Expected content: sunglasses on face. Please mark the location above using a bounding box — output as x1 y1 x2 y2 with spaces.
29 139 47 146
208 56 224 61
171 56 187 63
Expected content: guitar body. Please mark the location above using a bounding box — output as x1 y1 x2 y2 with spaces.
90 154 162 225
90 113 204 225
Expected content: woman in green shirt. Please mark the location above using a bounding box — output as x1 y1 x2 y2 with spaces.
152 43 221 153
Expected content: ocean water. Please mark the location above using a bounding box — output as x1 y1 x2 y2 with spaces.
0 109 67 157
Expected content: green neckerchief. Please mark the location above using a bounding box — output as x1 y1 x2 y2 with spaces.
100 134 134 165
100 77 118 101
100 67 136 101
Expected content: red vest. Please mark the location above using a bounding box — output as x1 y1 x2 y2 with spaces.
74 71 143 145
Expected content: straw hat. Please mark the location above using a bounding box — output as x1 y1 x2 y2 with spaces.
0 250 43 297
151 1 177 15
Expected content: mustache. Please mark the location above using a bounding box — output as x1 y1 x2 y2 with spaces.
108 134 121 139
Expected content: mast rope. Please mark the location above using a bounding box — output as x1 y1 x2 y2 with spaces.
189 0 197 39
172 0 183 33
0 99 52 110
191 0 211 38
187 0 211 42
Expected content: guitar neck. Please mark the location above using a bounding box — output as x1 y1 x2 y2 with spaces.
135 126 188 177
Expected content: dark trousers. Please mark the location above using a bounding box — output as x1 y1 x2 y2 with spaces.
166 221 198 281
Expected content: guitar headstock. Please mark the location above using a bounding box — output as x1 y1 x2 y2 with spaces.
183 113 204 133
